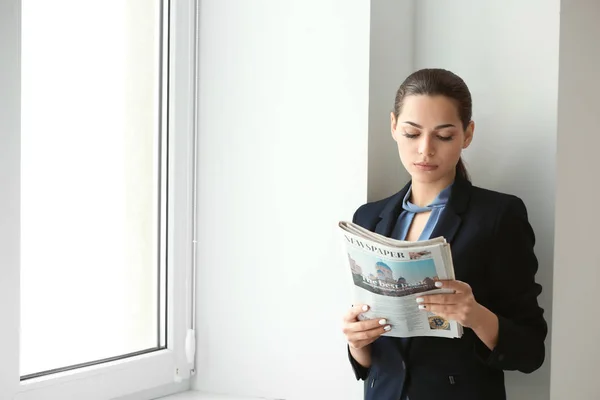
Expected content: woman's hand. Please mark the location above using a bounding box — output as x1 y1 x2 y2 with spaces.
342 304 391 349
416 280 484 328
417 280 500 350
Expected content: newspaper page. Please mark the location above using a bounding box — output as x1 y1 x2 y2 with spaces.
339 221 463 339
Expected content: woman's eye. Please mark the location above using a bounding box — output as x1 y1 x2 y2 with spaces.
402 132 419 139
437 135 453 141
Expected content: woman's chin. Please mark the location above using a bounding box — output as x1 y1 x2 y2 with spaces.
409 169 454 184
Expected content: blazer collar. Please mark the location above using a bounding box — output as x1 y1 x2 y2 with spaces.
374 176 472 244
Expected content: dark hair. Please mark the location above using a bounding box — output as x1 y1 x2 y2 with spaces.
393 68 472 181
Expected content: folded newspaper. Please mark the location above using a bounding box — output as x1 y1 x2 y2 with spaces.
339 221 463 339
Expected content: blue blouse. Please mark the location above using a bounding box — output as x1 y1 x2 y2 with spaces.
390 182 453 241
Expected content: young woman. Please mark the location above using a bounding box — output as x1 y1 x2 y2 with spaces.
342 68 547 400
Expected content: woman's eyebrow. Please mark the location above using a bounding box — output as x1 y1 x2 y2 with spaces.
402 121 456 130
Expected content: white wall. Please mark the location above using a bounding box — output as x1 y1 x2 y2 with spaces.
550 1 600 399
412 1 559 399
367 0 413 201
0 0 21 398
193 1 370 399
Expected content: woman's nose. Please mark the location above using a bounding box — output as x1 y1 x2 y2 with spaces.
418 136 434 156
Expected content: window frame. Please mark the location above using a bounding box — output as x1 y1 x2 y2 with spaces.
0 0 197 398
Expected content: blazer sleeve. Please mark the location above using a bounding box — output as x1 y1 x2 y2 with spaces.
347 345 370 380
473 196 548 373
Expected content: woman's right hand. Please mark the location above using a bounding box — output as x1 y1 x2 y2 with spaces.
343 304 391 349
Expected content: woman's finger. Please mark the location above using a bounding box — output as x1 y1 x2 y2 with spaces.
355 318 389 332
416 294 461 305
343 304 370 323
434 279 471 294
347 324 391 343
343 317 389 335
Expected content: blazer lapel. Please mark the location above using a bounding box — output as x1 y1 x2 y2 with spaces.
429 209 462 244
374 181 411 237
429 176 472 244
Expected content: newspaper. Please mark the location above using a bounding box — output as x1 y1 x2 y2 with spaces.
339 221 463 339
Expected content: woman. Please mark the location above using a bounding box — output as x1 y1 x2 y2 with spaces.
342 68 547 400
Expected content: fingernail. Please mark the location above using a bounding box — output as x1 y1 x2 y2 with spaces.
418 305 426 310
435 281 443 288
362 305 369 311
416 297 424 303
378 319 387 325
384 325 392 331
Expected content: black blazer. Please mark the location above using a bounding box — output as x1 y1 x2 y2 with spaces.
348 176 547 400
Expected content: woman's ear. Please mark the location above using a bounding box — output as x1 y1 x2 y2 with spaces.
390 112 399 141
463 120 475 149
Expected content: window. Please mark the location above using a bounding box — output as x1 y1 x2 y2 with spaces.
0 0 197 398
20 0 167 378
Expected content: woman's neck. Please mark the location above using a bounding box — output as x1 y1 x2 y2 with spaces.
409 173 456 208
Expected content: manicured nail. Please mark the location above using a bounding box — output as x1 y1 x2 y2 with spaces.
362 305 369 311
435 281 443 288
378 319 387 325
416 297 424 303
418 305 426 310
384 325 392 331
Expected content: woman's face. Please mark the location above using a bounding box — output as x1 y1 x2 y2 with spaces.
391 95 474 185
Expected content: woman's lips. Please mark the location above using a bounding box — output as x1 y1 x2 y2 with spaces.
414 163 438 171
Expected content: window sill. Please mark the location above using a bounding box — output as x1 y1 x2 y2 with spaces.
157 391 259 400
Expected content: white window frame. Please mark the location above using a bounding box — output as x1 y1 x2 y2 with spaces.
0 0 198 399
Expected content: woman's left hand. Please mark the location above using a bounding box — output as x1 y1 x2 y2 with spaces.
416 280 484 329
